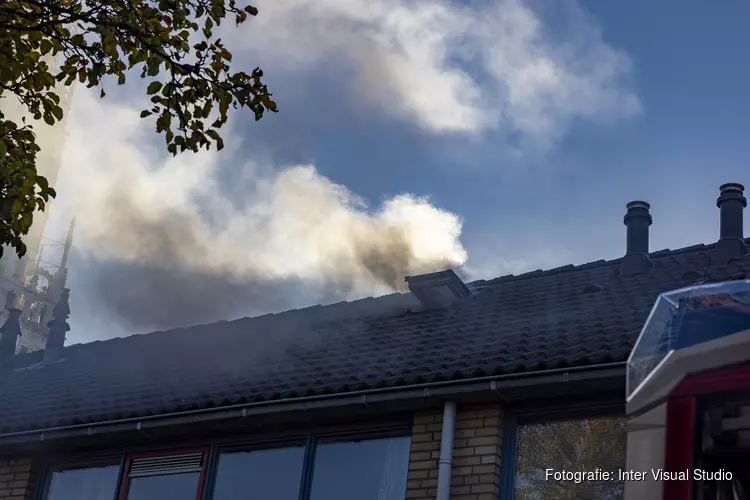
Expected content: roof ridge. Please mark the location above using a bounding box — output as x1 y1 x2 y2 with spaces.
477 239 729 287
21 236 748 360
53 289 421 354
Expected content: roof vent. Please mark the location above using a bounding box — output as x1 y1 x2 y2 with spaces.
405 269 471 309
621 201 653 276
714 183 747 261
129 453 204 477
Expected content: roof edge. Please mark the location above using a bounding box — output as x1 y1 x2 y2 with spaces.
0 362 625 447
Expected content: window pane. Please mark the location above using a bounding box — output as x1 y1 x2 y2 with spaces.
126 472 200 500
514 416 627 500
310 436 411 500
212 446 305 500
46 465 120 500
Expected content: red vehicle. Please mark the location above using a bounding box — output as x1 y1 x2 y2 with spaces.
625 280 750 500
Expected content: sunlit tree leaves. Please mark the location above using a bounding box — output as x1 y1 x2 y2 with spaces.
0 0 276 257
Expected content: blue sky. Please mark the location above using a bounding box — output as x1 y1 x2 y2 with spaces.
45 0 750 343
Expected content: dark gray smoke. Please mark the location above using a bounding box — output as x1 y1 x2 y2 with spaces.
86 259 304 331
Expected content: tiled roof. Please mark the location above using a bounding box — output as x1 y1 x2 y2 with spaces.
1 240 750 434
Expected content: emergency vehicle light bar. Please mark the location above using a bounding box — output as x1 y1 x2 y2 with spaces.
627 279 750 406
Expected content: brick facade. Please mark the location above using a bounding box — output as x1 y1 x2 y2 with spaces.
406 404 505 500
0 458 38 500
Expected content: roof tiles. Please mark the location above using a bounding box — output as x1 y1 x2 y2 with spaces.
1 241 750 434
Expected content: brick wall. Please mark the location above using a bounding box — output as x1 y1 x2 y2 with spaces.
0 458 38 500
406 404 505 500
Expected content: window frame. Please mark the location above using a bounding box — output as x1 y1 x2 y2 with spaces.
35 456 125 500
205 425 412 500
499 403 628 500
116 447 211 500
205 437 311 500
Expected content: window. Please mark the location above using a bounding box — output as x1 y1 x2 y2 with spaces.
45 464 120 500
120 451 207 500
309 436 411 500
212 446 306 500
42 431 412 500
125 474 200 500
513 416 627 500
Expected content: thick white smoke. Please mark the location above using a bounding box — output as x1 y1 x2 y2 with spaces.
52 89 467 330
225 0 640 140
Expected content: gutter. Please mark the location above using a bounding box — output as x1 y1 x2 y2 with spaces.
0 361 626 445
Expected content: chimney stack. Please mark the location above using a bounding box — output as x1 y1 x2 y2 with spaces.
714 183 747 261
621 201 653 276
44 288 70 363
0 290 22 369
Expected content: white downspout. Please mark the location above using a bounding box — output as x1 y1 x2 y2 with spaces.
436 401 456 500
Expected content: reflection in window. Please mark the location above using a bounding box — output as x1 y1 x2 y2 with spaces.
46 465 120 500
126 473 200 500
310 436 411 500
514 416 627 500
212 446 305 500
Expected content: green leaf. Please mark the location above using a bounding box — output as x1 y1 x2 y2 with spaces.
206 129 224 150
22 212 32 231
147 81 163 95
40 39 53 55
140 110 153 118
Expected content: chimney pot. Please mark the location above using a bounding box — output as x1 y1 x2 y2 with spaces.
4 289 17 310
621 201 653 276
0 290 22 369
714 183 747 261
44 288 71 363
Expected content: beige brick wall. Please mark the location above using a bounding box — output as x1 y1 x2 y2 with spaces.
406 404 504 500
0 458 38 500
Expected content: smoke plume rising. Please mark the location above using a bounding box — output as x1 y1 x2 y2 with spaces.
43 0 639 336
56 90 467 331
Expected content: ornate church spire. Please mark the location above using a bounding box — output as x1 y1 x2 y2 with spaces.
47 217 75 303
